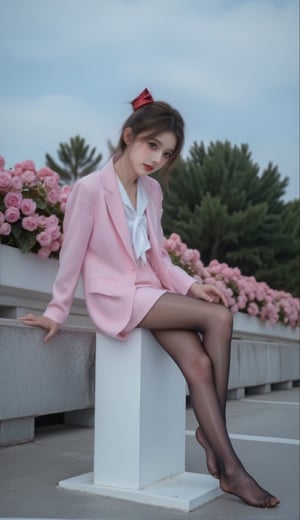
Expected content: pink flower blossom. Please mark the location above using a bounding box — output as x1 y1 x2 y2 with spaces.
47 225 61 240
36 167 59 183
47 214 59 226
36 230 52 248
38 215 48 227
4 191 23 208
50 240 60 252
43 176 59 189
46 189 60 204
21 198 36 215
5 207 20 223
10 176 23 190
247 302 259 316
0 155 5 170
0 211 5 226
0 222 11 235
21 170 37 186
163 237 177 252
14 160 36 173
0 172 11 191
22 215 39 232
38 247 51 258
59 185 72 202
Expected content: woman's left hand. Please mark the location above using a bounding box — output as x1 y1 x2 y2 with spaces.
189 282 228 307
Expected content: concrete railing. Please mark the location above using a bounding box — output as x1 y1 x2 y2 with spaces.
0 316 299 446
0 318 95 446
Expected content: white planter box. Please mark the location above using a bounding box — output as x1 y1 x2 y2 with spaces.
233 310 299 343
0 243 84 299
0 244 90 326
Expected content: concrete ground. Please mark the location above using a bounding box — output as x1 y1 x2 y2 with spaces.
0 387 299 520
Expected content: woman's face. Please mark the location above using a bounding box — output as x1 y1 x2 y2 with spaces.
124 129 177 177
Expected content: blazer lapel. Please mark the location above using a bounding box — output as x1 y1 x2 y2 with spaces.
102 159 135 263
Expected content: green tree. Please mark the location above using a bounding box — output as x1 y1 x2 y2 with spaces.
45 135 102 184
255 199 300 296
159 141 298 292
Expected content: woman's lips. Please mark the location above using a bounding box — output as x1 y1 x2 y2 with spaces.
144 164 154 172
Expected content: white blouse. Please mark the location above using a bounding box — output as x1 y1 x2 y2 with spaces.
117 176 151 263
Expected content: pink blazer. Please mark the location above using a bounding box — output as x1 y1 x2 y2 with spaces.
44 158 195 338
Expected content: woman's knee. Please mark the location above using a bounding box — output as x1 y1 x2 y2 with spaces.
214 304 233 331
186 353 213 385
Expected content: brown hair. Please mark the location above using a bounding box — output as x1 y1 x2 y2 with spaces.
116 100 185 178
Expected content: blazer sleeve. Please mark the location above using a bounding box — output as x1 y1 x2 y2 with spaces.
44 180 94 324
153 182 196 295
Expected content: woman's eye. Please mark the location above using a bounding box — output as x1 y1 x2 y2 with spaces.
149 142 157 149
164 151 172 159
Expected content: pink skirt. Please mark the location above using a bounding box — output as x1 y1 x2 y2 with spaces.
121 255 167 334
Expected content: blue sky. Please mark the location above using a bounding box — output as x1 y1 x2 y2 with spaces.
0 0 299 200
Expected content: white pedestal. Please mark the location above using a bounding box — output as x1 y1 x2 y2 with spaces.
59 329 222 511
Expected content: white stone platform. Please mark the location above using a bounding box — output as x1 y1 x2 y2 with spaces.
59 471 222 511
58 329 221 511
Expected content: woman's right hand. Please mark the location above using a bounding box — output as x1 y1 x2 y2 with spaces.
18 314 60 343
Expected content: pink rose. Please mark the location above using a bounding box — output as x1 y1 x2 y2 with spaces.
247 302 259 316
44 176 59 189
36 230 52 247
0 211 5 226
47 225 61 240
182 249 195 263
0 171 11 191
5 207 20 223
50 240 60 252
163 237 177 252
37 167 59 182
0 155 5 170
60 202 67 213
21 170 37 186
237 295 247 309
22 215 39 232
10 176 23 190
14 160 36 173
47 214 59 226
59 185 72 202
21 198 36 216
38 247 51 258
0 222 11 235
38 215 48 227
46 189 60 204
4 191 23 208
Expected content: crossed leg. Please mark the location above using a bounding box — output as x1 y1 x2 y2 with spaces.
138 293 280 508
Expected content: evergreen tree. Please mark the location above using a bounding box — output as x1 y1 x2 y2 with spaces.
45 135 102 184
255 199 300 296
159 141 296 291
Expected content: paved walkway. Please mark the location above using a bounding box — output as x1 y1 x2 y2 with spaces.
0 387 299 520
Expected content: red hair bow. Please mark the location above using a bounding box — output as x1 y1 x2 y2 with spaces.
131 88 154 111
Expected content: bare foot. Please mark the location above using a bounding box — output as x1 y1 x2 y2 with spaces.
220 467 280 508
195 427 220 479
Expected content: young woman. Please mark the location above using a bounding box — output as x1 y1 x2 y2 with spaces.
20 88 280 508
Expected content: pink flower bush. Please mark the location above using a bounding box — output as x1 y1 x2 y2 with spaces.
164 233 299 328
0 155 67 258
